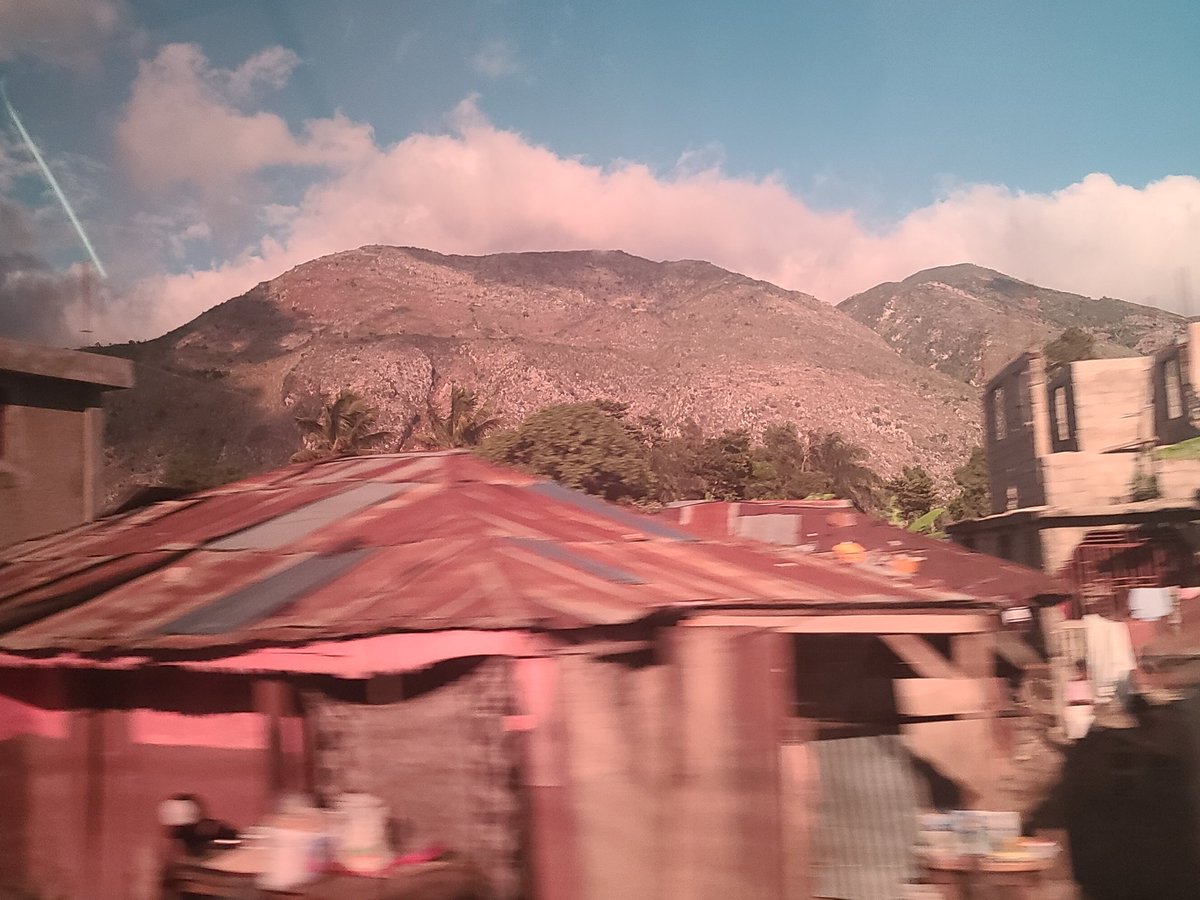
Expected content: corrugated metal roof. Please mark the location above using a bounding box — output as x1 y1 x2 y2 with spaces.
661 500 1068 606
0 453 997 656
160 548 376 635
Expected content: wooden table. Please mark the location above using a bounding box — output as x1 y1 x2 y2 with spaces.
917 850 1057 900
166 853 486 900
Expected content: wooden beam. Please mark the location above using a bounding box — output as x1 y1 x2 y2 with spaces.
894 678 1005 718
881 633 964 680
993 630 1043 670
687 613 992 634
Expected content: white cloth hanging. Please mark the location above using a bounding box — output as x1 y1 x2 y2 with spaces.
1083 613 1137 703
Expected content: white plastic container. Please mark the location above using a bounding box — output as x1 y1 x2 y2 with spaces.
332 793 391 874
256 811 328 890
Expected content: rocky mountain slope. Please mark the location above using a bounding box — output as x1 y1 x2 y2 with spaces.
839 264 1187 386
100 246 981 501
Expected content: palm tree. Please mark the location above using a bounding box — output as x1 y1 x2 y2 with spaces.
802 430 881 510
291 391 393 462
424 384 502 448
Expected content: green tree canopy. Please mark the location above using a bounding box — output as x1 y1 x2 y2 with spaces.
480 402 653 502
292 390 392 463
804 430 882 510
1044 327 1096 369
746 422 834 500
693 429 755 500
946 446 990 522
885 465 940 524
425 384 502 448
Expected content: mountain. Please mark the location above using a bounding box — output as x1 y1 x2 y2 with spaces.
99 246 984 502
838 264 1188 386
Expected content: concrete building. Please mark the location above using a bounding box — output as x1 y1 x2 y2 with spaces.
0 337 133 548
948 323 1200 614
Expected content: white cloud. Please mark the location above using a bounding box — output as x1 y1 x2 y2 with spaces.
222 46 301 103
103 46 1200 342
0 0 124 69
471 38 521 78
116 43 374 193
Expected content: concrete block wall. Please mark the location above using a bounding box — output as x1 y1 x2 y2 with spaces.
1068 357 1153 453
1189 323 1200 398
1040 453 1141 507
1159 459 1200 503
0 393 96 547
1041 525 1095 576
985 355 1048 514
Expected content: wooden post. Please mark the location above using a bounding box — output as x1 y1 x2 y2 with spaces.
522 657 581 900
253 678 305 798
952 632 1000 806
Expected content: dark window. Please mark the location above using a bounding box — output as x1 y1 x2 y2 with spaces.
991 385 1007 441
1165 358 1184 420
1053 385 1071 442
0 387 7 459
998 532 1013 561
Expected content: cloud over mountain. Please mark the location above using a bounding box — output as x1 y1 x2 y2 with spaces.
107 44 1200 342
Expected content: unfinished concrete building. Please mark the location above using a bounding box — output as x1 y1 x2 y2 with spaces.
0 337 133 548
948 323 1200 615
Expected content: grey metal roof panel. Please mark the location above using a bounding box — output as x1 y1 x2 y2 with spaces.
159 548 374 635
524 482 697 542
507 537 645 585
208 482 406 550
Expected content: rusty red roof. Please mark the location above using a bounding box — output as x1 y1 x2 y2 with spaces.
660 500 1069 606
0 453 1002 657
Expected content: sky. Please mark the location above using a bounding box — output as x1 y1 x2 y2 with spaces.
1 0 1198 345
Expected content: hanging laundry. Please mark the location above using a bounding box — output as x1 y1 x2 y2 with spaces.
1083 614 1137 703
1128 587 1172 621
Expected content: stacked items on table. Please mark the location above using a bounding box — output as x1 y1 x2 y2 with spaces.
916 811 1058 864
171 792 449 892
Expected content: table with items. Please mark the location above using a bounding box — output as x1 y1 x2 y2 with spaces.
160 793 485 900
913 811 1060 900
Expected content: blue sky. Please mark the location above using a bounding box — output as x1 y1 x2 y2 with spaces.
1 0 1198 342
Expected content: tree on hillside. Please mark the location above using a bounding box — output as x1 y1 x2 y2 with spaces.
425 384 502 448
646 417 706 501
946 446 990 522
885 465 940 524
292 390 392 462
480 402 653 502
803 430 882 510
1044 327 1096 369
694 430 755 500
748 422 835 499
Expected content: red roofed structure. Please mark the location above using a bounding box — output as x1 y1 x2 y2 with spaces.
0 453 1051 900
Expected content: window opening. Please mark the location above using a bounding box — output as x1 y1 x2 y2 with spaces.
991 386 1007 441
1165 358 1183 420
1053 386 1071 443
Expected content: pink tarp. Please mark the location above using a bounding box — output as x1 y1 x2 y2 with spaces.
0 630 544 678
128 709 267 750
0 693 68 740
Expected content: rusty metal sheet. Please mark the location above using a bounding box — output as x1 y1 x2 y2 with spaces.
0 453 1018 658
161 548 375 635
661 500 1068 606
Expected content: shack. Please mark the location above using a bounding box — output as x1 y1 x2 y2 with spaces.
0 453 1052 900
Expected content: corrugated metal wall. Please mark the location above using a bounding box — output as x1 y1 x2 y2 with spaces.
811 735 923 900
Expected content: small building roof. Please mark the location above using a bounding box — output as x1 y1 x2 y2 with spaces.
661 499 1068 607
0 336 134 389
0 453 996 658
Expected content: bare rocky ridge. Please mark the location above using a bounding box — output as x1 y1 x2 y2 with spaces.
839 263 1188 387
100 246 981 500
